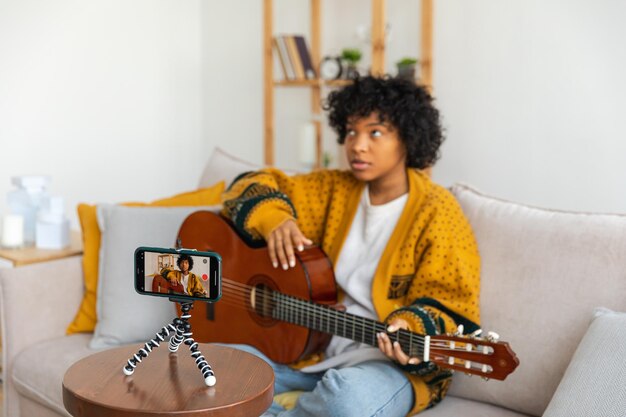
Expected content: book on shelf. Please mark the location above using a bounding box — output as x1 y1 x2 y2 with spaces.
284 35 305 79
294 35 317 79
273 34 316 81
273 37 294 80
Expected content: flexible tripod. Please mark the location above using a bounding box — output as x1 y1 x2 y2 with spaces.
122 300 216 386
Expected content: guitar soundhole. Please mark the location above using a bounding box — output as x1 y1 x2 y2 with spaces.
248 275 278 327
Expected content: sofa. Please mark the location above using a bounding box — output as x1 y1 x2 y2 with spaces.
1 149 625 417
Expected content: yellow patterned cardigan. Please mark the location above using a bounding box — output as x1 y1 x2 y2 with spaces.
221 167 481 415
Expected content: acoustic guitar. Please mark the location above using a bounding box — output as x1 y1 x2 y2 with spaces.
152 274 185 294
177 211 519 381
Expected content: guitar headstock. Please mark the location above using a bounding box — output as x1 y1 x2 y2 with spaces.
429 331 519 380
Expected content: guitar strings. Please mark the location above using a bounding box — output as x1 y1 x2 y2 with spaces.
220 280 489 354
216 282 484 360
218 279 431 351
204 290 492 376
204 282 495 375
221 279 429 350
222 279 396 341
218 286 465 356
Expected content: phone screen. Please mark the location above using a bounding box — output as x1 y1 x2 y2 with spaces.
135 247 221 302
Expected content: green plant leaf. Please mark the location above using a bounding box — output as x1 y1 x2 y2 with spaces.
341 48 362 63
396 57 418 66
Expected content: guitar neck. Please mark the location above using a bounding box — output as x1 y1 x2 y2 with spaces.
271 292 426 358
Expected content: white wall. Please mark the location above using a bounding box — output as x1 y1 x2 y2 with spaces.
432 0 626 213
0 0 204 223
0 0 624 235
275 0 626 213
200 1 263 166
0 0 265 228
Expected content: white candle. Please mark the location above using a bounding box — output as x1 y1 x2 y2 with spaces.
299 122 317 167
2 214 25 248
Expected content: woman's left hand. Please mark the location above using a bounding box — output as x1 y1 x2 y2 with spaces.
377 318 421 366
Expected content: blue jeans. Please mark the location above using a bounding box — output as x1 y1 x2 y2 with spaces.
227 344 414 417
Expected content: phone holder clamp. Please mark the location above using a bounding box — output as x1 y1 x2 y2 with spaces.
121 300 216 386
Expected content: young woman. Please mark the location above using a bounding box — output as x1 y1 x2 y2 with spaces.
160 254 207 297
221 76 480 417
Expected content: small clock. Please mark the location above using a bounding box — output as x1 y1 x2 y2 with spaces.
320 56 343 80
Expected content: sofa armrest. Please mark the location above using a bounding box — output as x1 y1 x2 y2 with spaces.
0 256 83 382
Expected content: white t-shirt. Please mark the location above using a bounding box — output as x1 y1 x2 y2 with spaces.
181 273 189 294
301 186 408 372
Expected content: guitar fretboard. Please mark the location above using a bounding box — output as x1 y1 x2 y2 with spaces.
270 291 425 358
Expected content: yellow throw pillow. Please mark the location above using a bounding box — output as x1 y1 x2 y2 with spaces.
274 391 305 410
66 181 225 334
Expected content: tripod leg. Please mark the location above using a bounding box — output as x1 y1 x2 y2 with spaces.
185 329 217 386
168 317 185 352
169 302 193 352
123 322 177 376
122 301 215 386
175 302 216 386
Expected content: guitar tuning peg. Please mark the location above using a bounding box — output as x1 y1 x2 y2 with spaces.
470 329 482 338
454 324 464 336
486 331 500 342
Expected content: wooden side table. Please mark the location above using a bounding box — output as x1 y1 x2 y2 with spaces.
0 230 82 268
63 343 274 417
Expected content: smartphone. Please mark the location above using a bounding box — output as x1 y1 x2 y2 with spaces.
135 246 222 302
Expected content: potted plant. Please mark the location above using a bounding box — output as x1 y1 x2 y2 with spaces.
396 57 419 81
341 48 362 79
322 151 333 169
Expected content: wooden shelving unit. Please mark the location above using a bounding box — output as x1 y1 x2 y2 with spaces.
263 0 433 167
273 79 353 88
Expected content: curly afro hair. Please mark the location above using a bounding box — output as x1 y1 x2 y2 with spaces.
324 75 444 169
177 254 194 271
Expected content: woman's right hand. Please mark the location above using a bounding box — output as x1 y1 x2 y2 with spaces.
267 219 312 270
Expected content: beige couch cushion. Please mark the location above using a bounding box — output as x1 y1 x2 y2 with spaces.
12 334 100 415
448 184 626 416
198 147 262 189
197 147 303 190
419 395 532 417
